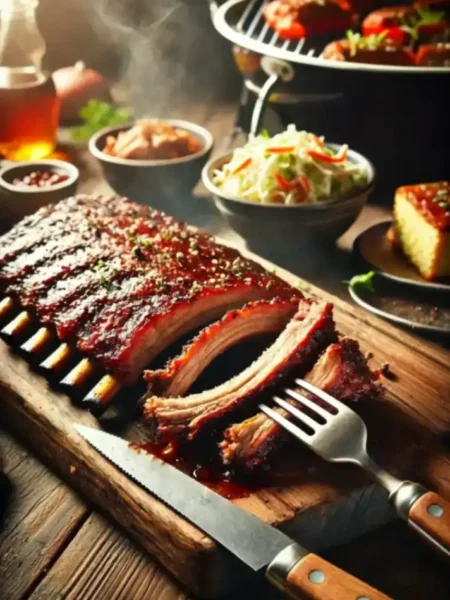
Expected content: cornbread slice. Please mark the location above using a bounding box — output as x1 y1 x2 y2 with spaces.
393 182 450 280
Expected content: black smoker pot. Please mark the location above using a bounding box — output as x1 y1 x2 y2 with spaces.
211 0 450 201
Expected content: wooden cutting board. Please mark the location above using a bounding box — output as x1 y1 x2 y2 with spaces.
0 242 449 598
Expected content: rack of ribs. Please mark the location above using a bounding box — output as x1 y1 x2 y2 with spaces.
142 300 337 443
220 338 382 470
0 194 300 413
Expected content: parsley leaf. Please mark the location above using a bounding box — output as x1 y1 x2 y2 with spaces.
70 101 132 142
346 271 376 292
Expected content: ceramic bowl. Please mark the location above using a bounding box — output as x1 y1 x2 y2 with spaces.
202 146 375 254
0 159 79 229
89 120 214 214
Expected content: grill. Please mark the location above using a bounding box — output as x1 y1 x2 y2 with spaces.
210 0 449 205
212 0 450 74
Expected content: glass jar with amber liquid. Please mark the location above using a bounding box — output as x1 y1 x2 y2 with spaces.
0 0 60 160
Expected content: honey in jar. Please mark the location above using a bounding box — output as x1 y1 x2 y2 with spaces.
0 0 60 161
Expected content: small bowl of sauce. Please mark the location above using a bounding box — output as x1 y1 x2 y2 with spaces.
0 159 79 228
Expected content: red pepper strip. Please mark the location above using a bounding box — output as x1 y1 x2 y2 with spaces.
275 173 296 191
231 157 252 175
266 146 296 154
310 135 325 149
307 147 348 164
362 24 409 44
299 175 310 194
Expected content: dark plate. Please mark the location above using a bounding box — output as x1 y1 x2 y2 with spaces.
349 274 450 337
354 221 450 292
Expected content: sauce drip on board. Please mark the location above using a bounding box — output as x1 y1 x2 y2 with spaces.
132 442 252 500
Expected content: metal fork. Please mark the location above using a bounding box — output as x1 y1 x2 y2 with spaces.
260 378 450 560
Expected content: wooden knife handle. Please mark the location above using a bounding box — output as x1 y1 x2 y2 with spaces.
409 491 450 559
266 545 391 600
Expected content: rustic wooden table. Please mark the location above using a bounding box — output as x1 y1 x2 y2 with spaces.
1 108 449 600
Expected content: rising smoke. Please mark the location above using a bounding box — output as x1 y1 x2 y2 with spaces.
92 0 239 120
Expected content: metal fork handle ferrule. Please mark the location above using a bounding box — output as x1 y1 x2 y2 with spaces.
389 481 427 521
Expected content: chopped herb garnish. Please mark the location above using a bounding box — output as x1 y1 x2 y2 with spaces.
346 30 388 56
346 270 376 292
93 260 106 272
189 282 202 297
157 281 170 293
92 259 118 290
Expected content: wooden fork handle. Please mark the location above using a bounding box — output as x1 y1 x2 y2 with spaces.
408 491 450 560
266 545 392 599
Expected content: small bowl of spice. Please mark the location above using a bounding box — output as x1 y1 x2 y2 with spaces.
0 160 79 228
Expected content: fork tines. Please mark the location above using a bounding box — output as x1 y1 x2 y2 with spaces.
294 378 344 413
259 378 346 443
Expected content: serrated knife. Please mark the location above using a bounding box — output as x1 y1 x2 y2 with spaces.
77 425 391 599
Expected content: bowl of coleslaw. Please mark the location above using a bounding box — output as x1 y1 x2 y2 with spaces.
202 126 375 249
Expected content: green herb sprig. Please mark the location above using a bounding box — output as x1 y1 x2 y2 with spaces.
346 30 389 57
400 8 445 41
70 100 132 142
346 270 376 292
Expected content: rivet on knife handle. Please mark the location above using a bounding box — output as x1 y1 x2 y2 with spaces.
409 490 450 559
390 482 450 560
266 544 392 600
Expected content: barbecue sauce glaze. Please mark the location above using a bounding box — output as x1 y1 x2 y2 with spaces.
132 441 252 500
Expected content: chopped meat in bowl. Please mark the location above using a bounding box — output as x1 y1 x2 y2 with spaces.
103 119 203 161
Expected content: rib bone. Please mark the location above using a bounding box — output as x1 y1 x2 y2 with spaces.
62 358 96 387
83 374 122 412
40 342 72 371
0 296 14 320
21 327 53 353
1 310 32 337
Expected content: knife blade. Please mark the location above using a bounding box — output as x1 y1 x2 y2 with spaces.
77 425 391 600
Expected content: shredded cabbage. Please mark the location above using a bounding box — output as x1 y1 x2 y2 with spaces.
213 125 368 205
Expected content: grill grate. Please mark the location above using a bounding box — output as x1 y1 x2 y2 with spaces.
212 0 450 74
236 0 309 56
